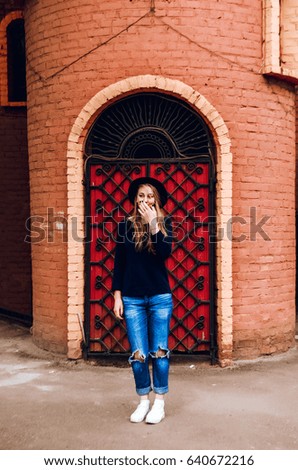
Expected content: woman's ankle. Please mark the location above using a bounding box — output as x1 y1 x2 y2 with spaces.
154 394 164 401
140 395 149 401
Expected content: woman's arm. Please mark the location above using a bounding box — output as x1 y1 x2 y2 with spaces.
112 222 126 319
113 290 124 319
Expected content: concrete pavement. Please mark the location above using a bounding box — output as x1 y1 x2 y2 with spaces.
0 318 298 450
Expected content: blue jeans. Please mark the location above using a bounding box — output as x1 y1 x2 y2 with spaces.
123 293 173 396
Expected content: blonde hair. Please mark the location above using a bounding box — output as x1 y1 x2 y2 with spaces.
128 184 167 253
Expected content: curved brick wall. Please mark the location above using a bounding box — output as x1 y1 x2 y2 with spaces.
24 0 296 360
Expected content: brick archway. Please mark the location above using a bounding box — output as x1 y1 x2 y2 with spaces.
66 75 233 366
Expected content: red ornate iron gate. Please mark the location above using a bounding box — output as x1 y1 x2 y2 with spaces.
85 158 216 362
83 91 216 362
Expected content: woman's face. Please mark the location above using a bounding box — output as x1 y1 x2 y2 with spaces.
136 185 156 208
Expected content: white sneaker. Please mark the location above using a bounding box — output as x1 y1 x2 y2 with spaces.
145 399 165 424
130 399 150 423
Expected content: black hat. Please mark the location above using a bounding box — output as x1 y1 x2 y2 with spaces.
128 177 168 208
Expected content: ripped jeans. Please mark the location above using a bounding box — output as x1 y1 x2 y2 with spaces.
123 293 173 396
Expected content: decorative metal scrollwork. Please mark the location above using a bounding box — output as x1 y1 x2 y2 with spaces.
95 199 102 212
94 315 101 329
103 164 112 172
122 129 174 159
96 165 112 174
95 276 102 289
85 92 213 159
96 238 101 251
198 197 205 212
197 315 205 330
123 164 132 172
156 163 171 174
198 237 205 251
85 135 215 358
197 276 205 290
187 162 196 171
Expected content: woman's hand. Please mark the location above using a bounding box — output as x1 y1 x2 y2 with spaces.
138 201 157 227
113 291 124 320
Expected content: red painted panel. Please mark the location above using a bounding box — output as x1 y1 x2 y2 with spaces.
88 163 146 352
150 162 210 352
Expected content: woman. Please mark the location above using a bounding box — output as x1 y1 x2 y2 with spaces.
112 177 173 424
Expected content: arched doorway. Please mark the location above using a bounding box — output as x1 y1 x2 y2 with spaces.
83 91 217 362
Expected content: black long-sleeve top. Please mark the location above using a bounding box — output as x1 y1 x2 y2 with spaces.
112 218 173 297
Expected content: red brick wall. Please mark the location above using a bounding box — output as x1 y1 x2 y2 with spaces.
296 87 298 209
0 0 24 16
296 86 298 319
232 77 295 359
0 3 31 322
281 0 298 77
0 107 32 318
24 0 296 358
